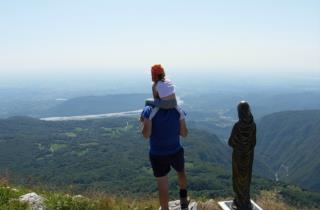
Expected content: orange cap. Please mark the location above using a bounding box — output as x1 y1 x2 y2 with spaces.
151 64 165 82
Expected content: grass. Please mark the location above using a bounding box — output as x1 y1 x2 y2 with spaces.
0 177 318 210
256 190 296 210
0 178 28 210
45 193 159 210
0 178 159 210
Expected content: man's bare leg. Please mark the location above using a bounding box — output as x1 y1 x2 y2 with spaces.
177 170 187 189
157 176 169 210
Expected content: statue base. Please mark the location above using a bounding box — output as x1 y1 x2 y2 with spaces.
218 200 263 210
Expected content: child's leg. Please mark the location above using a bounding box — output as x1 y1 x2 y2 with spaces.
145 98 158 106
145 98 177 109
159 99 177 109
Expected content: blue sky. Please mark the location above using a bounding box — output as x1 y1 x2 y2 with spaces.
0 0 319 73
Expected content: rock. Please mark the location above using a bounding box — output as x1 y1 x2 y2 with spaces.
73 195 85 200
19 192 44 210
159 200 197 210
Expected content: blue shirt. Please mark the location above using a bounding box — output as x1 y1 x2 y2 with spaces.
141 106 184 155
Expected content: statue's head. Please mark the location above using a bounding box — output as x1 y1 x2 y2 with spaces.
237 101 253 123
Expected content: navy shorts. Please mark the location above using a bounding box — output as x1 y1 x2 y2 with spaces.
149 148 185 177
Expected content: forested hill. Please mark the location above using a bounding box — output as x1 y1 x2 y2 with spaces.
0 116 320 208
256 110 320 191
0 116 233 196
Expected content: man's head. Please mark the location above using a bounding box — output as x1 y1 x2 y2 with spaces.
151 64 165 82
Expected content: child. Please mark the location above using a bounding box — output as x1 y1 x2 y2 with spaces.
145 64 178 109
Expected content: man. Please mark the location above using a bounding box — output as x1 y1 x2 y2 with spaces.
140 65 189 210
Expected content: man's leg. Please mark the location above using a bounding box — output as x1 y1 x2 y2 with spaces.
177 170 188 209
157 176 169 210
177 170 187 189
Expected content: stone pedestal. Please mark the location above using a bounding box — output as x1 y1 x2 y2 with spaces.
218 200 263 210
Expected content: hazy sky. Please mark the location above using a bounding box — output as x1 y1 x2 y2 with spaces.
1 0 319 73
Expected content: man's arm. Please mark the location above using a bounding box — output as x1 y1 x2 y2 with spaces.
180 119 188 138
141 118 152 139
140 106 154 139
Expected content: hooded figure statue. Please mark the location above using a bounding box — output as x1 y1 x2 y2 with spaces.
228 101 256 210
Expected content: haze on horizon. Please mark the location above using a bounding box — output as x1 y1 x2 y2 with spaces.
0 0 319 75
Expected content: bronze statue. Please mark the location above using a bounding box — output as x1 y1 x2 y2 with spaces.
228 101 256 210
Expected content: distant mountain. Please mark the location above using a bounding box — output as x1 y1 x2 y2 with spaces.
255 110 320 191
42 94 150 117
250 92 320 118
183 91 320 118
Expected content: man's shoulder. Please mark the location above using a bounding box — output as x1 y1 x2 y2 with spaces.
159 107 186 121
